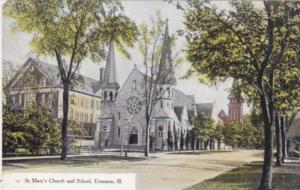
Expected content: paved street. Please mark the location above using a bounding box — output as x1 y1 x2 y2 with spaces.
3 150 263 190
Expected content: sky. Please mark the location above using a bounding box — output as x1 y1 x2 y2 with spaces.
2 0 248 114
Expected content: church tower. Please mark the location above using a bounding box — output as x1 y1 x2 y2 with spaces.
97 43 120 147
156 19 178 151
228 79 244 122
157 19 177 110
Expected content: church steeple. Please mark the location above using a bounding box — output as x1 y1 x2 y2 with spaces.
158 19 176 85
102 43 120 89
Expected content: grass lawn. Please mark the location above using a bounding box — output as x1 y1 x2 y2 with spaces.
184 160 300 190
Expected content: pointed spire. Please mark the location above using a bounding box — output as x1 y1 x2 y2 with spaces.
102 43 120 89
158 19 176 85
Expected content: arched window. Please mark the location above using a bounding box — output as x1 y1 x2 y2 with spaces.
158 126 163 138
104 91 107 100
133 80 137 90
160 101 163 108
160 87 163 95
109 91 113 101
167 87 170 97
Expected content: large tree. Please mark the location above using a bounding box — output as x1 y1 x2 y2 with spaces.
184 1 300 189
4 0 138 160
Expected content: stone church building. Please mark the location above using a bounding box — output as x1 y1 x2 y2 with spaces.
97 23 197 151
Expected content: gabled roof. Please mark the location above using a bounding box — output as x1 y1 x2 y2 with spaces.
173 89 196 122
196 103 214 117
152 106 180 123
174 89 195 110
8 58 102 96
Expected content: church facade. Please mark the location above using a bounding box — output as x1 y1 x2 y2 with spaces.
96 23 197 151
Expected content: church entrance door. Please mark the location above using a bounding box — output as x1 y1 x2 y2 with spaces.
129 127 138 144
129 134 138 144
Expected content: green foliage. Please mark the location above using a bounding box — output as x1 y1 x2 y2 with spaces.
3 104 87 155
223 115 263 149
184 1 300 110
193 112 263 149
2 105 61 154
4 0 138 82
193 114 218 142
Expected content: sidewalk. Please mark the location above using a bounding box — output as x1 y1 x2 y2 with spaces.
2 152 127 162
2 149 220 162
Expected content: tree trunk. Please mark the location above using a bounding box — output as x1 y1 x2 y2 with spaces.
259 95 273 190
275 113 282 166
144 120 150 157
280 115 287 163
61 83 69 160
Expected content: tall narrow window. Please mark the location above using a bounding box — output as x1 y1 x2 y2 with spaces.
85 99 88 109
110 91 113 101
167 87 170 97
104 91 107 100
133 80 137 90
117 127 121 137
160 101 163 108
90 114 93 122
41 77 46 86
91 100 94 109
158 126 163 138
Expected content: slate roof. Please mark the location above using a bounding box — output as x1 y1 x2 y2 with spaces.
196 103 214 117
173 89 196 123
174 106 183 121
174 89 195 110
152 106 180 123
11 58 102 96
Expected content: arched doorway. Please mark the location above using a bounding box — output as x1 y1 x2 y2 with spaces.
129 127 138 144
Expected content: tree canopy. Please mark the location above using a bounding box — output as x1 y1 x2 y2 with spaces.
184 1 300 189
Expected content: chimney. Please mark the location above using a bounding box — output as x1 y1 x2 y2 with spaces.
100 67 104 83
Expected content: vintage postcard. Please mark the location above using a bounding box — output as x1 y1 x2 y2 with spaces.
2 1 300 190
